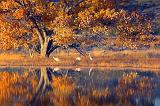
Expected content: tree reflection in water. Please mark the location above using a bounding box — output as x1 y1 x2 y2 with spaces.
0 67 159 106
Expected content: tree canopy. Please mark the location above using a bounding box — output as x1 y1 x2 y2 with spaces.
0 0 153 57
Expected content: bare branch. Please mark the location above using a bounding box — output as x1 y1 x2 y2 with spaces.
29 15 44 44
47 45 60 55
0 7 20 14
14 0 25 6
73 0 84 8
68 43 86 56
64 0 84 14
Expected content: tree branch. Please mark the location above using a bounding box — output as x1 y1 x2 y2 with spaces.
73 0 84 8
0 7 21 14
68 43 86 56
64 0 84 14
14 0 25 6
29 15 44 44
47 45 60 55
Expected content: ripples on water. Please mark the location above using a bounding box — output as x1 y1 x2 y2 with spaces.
0 67 160 106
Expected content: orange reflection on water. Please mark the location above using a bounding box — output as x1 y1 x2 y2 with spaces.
0 68 158 106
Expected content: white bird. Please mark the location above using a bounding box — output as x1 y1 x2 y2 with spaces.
76 57 81 61
89 67 93 76
75 54 93 62
75 67 81 71
88 53 93 61
53 57 60 62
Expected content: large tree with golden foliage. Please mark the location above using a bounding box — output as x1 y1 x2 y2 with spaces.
1 0 151 57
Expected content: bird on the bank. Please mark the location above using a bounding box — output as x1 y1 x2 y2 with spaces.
76 57 81 61
53 56 60 62
75 67 81 71
88 53 93 61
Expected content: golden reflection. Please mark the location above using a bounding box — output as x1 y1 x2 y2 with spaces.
0 70 38 106
0 68 156 106
52 76 75 95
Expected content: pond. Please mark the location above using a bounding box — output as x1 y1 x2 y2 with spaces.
0 67 160 106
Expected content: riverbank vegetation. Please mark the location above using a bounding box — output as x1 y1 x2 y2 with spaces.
0 49 159 69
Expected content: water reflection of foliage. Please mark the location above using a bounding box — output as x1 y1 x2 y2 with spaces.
0 70 38 106
0 69 156 106
116 72 153 106
34 71 155 106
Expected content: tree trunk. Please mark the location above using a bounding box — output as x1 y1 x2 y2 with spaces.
30 67 52 104
40 37 50 58
40 45 49 58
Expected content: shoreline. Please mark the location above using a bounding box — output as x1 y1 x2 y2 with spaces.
0 49 160 70
0 59 159 70
0 65 160 72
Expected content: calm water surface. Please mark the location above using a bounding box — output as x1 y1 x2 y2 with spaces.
0 67 160 106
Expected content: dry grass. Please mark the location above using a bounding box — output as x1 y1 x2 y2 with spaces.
0 49 160 69
0 53 24 60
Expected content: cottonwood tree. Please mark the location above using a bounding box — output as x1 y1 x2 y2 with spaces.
0 0 128 57
0 0 79 57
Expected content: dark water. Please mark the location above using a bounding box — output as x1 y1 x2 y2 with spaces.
0 67 160 106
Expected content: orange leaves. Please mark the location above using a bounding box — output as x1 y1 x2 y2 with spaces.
0 2 32 50
96 9 118 20
13 8 26 19
53 27 76 47
0 0 115 51
55 27 74 37
35 5 46 14
77 9 95 28
0 0 18 9
116 11 152 45
92 26 107 33
76 0 120 34
53 10 72 27
81 0 117 10
0 0 153 52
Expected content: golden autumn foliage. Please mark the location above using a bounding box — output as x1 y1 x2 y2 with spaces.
115 10 153 48
2 0 152 57
117 11 152 40
0 0 148 56
13 8 26 19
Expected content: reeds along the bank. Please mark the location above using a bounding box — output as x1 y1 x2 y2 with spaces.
0 49 159 68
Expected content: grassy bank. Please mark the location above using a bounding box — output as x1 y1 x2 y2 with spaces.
0 49 160 69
